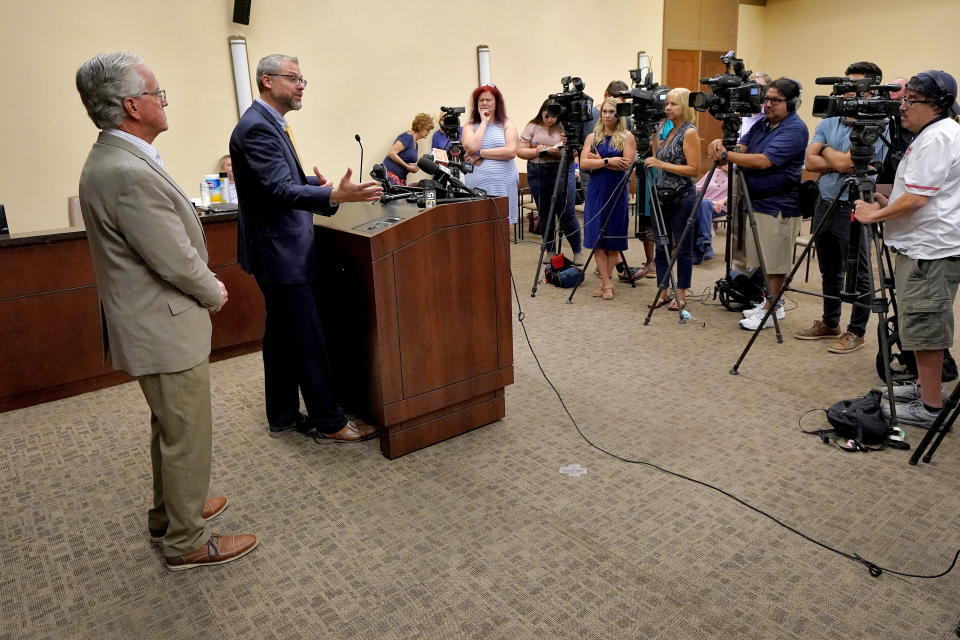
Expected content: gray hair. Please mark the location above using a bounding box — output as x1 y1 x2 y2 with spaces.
76 52 146 129
256 54 298 92
751 72 772 85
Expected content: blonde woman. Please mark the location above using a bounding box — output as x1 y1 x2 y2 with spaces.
644 88 700 311
580 97 636 300
383 112 434 186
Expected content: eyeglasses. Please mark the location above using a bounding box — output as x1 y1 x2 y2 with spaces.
268 74 307 87
762 96 787 104
139 89 167 102
900 97 933 108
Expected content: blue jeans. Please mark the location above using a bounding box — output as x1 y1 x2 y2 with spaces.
696 199 714 253
528 161 582 254
654 188 697 290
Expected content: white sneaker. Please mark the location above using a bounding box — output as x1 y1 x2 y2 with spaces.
881 382 948 404
739 312 776 330
741 302 763 318
743 301 785 320
572 252 584 266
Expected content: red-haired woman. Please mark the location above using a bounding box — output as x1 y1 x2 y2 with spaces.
461 85 519 223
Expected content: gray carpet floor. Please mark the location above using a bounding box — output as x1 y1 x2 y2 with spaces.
3 224 960 639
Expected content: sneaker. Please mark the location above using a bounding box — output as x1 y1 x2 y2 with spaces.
739 312 776 330
618 267 643 283
827 331 865 353
572 252 584 266
881 398 939 428
743 301 785 320
880 382 948 403
702 246 715 260
794 319 842 341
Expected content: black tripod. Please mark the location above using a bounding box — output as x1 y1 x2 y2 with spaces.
566 157 641 302
648 115 780 329
531 143 584 296
910 381 960 465
728 128 901 427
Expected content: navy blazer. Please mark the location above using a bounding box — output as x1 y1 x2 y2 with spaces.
230 101 338 283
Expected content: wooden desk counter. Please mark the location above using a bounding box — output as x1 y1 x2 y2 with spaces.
0 213 264 412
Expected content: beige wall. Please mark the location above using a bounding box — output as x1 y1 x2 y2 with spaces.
735 3 764 74
741 0 960 132
0 0 663 234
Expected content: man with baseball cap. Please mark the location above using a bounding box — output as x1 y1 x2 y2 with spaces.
854 70 960 427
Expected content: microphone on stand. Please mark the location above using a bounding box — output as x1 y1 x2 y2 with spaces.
354 134 363 180
416 154 485 197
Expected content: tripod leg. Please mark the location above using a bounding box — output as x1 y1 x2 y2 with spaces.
643 169 682 326
729 177 848 374
736 169 784 342
910 381 960 464
530 148 571 297
649 162 719 324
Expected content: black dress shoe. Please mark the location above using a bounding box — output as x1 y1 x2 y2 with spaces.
269 412 309 438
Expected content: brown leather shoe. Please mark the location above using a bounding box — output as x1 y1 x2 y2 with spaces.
828 331 865 354
165 533 258 571
313 419 378 443
150 496 229 542
794 319 842 340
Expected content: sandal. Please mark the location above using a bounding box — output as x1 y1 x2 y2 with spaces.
668 300 686 312
638 263 656 279
601 285 614 300
648 295 672 309
592 284 604 297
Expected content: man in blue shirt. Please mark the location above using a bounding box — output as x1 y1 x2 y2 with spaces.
708 78 809 330
796 62 887 353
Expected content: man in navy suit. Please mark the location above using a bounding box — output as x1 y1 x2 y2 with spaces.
230 54 382 442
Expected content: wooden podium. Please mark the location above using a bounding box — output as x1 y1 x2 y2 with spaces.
313 197 514 458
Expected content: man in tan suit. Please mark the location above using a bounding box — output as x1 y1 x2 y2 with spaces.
76 52 257 570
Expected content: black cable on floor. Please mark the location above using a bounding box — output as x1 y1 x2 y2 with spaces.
487 197 960 581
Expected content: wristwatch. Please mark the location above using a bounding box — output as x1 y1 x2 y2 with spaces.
603 158 609 166
719 150 729 162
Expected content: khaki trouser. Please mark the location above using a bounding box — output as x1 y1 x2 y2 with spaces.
138 360 212 556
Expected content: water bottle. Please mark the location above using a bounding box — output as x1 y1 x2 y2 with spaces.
200 180 211 207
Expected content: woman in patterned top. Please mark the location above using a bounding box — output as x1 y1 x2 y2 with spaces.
644 88 700 311
462 85 519 223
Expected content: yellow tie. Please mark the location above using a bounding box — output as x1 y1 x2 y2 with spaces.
284 124 301 163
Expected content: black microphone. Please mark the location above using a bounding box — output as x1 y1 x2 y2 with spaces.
815 76 849 85
354 134 363 180
380 191 414 204
416 154 485 197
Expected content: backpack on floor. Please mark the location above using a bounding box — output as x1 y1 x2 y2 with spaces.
803 390 904 452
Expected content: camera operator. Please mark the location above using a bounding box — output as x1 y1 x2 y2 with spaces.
795 62 886 354
877 77 912 184
739 72 771 138
707 78 809 330
854 70 960 427
517 99 583 264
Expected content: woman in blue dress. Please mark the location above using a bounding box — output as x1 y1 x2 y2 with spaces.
462 85 519 223
580 97 636 300
382 112 434 186
644 88 700 311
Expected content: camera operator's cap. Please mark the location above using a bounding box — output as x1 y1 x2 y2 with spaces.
907 70 960 115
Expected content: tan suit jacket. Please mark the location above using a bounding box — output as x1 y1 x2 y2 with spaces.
79 132 223 376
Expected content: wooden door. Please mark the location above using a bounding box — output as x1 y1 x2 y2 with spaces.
667 49 730 176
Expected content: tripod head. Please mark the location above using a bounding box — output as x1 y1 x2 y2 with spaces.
721 115 744 151
846 118 884 203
